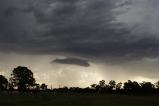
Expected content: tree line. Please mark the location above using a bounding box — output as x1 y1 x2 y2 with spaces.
1 66 159 95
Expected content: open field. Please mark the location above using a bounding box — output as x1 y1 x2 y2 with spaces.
0 93 159 106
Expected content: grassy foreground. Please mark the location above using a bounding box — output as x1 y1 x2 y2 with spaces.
0 93 159 106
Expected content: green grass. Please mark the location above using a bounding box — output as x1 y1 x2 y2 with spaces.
0 93 159 106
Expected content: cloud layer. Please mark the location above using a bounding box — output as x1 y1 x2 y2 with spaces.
1 0 159 87
0 0 159 63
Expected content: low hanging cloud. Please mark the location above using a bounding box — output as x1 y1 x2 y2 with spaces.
53 57 90 67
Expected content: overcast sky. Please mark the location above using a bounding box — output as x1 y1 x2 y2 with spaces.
0 0 159 87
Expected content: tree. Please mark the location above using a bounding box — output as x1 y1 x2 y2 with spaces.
0 75 8 91
98 80 112 93
155 81 159 89
123 80 141 93
116 82 122 90
10 66 36 91
132 81 141 90
90 84 97 89
40 83 47 90
34 83 40 91
140 81 154 93
109 80 116 90
99 80 105 88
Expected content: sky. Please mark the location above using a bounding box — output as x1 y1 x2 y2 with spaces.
0 0 159 88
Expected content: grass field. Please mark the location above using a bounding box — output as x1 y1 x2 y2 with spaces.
0 93 159 106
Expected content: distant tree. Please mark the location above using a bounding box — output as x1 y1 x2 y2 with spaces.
34 83 40 91
10 66 36 92
94 85 101 92
109 80 116 90
140 81 154 93
124 80 132 91
155 81 159 89
99 80 105 88
0 75 8 91
132 81 141 90
116 82 122 90
90 84 97 89
124 80 141 93
40 83 47 90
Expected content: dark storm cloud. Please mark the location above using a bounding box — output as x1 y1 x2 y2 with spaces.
0 0 159 63
53 57 90 67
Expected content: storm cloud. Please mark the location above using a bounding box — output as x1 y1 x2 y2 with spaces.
1 0 159 87
0 0 159 63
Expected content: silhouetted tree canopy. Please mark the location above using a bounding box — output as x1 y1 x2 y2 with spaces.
10 66 36 91
109 80 116 90
40 83 47 90
90 84 97 89
0 75 8 91
116 82 122 90
99 80 105 88
155 81 159 89
124 80 141 93
140 81 154 93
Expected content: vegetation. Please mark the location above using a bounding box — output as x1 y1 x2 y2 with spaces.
40 83 48 91
0 75 8 91
10 66 36 92
0 66 159 96
0 66 159 106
